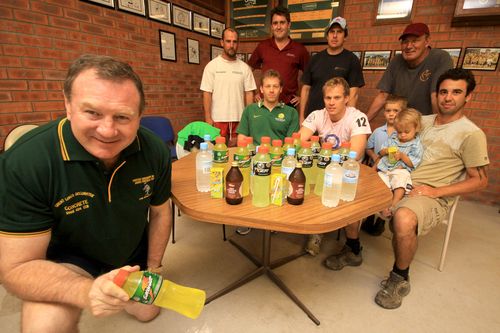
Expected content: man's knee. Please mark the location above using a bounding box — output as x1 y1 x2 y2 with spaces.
391 207 417 236
125 302 160 322
22 301 82 333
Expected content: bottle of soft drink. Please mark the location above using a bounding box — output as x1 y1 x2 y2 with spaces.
260 136 271 151
246 136 256 157
213 136 228 164
196 142 212 192
270 139 283 174
297 141 313 195
340 151 359 202
234 140 250 197
225 161 244 205
291 132 301 153
282 137 294 153
113 269 206 319
203 134 214 153
252 146 271 207
281 148 296 196
313 142 333 196
287 162 305 205
310 135 321 185
322 154 343 207
338 141 351 165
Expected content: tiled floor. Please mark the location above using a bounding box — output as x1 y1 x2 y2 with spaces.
0 200 498 332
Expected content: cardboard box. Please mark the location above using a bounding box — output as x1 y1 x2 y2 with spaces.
210 167 225 198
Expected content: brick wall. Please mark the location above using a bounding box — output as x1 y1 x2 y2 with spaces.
0 0 498 205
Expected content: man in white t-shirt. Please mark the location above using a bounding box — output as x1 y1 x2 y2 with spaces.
200 28 256 145
299 77 371 258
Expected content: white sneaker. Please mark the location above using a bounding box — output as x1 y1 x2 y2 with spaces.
305 234 323 256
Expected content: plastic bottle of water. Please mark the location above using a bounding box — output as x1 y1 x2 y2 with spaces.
322 154 343 207
281 148 296 196
270 139 283 174
313 142 333 196
297 141 313 195
340 151 359 202
234 140 250 197
310 135 321 185
196 142 212 192
252 146 271 207
203 134 214 153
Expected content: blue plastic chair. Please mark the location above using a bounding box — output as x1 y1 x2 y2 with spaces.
140 116 177 160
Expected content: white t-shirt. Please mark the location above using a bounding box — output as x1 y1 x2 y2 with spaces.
302 106 371 149
200 56 256 122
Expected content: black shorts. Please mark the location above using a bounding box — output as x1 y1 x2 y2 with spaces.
46 231 148 278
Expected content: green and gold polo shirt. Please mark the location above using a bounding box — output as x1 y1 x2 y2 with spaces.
236 101 299 145
0 118 171 267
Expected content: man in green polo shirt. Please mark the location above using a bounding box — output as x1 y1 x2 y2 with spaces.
0 55 172 331
237 69 300 145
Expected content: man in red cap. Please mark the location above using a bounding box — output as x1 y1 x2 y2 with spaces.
365 23 453 121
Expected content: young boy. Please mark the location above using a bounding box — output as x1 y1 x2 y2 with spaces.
376 108 424 217
365 95 407 166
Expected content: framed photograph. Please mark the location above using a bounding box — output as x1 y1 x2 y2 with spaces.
227 0 276 41
210 19 225 39
452 0 500 26
236 53 246 62
81 0 115 8
211 45 223 60
462 47 499 71
187 38 200 64
117 0 146 16
172 4 191 30
375 0 414 24
352 51 362 61
441 48 462 68
193 12 210 36
148 0 171 24
362 50 391 70
159 30 176 62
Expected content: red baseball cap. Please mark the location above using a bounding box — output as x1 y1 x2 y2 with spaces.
399 23 430 40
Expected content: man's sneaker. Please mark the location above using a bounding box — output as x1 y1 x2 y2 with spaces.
324 244 362 270
375 271 411 309
236 227 251 235
305 234 323 256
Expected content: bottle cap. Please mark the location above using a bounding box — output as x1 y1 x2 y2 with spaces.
261 136 271 143
341 141 351 148
259 146 269 154
287 148 296 156
200 142 208 150
301 141 311 148
284 137 293 144
349 151 357 159
246 137 254 144
292 132 301 139
231 161 239 167
296 162 303 168
331 154 341 162
113 269 131 287
203 134 211 141
237 140 246 147
215 137 226 144
322 142 333 149
272 139 282 147
311 135 319 142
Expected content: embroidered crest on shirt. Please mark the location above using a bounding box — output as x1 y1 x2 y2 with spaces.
419 69 431 82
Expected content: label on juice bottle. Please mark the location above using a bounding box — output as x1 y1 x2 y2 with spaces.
131 271 163 304
234 153 250 168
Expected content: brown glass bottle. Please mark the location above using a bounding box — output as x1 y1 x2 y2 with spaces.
225 161 243 205
287 162 305 205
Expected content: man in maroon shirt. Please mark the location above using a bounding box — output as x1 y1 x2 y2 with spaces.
248 6 309 109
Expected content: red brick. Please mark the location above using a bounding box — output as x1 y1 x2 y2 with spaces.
34 25 68 39
0 32 19 44
81 22 106 35
7 68 43 80
0 102 32 113
0 7 13 19
11 91 47 101
93 16 115 27
29 81 62 91
50 16 80 30
31 1 63 16
1 0 29 9
0 56 22 67
43 70 66 80
0 80 28 90
3 45 40 57
0 92 12 101
47 91 63 100
32 101 64 112
22 58 56 69
13 9 48 24
17 111 51 123
0 114 18 126
51 111 67 120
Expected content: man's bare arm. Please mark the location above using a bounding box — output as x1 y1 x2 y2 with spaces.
299 85 311 124
147 199 172 269
347 87 359 108
203 91 213 125
366 91 389 121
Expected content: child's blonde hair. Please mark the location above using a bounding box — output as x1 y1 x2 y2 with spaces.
394 108 422 133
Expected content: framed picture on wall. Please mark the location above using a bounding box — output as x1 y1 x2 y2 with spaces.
362 51 391 70
148 0 171 24
441 48 462 68
462 47 500 71
193 13 210 36
211 45 223 60
452 0 500 26
187 38 200 64
375 0 414 24
210 20 225 39
159 30 176 62
172 4 192 30
81 0 115 8
117 0 146 16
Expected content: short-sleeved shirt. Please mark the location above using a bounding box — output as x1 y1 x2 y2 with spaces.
0 118 172 268
248 37 309 104
367 123 389 155
377 132 424 172
200 55 257 122
377 49 453 115
302 106 372 149
237 101 299 146
301 49 365 117
411 115 489 189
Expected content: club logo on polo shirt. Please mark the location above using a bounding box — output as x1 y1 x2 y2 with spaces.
275 113 286 122
420 69 431 82
54 192 95 216
133 175 155 200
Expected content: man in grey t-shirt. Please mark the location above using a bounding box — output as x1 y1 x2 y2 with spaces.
365 23 452 121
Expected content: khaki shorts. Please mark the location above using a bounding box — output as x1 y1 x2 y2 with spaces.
395 195 449 236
